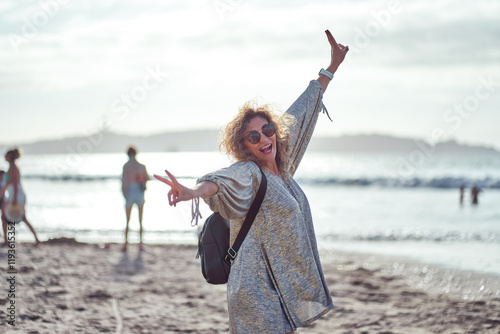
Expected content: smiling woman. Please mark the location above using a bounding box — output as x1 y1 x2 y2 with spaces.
154 30 348 333
219 102 294 176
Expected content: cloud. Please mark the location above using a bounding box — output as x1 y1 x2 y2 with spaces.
345 0 500 66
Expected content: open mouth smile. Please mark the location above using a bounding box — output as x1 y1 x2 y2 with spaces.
259 143 273 154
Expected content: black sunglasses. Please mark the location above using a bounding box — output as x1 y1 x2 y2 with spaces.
245 123 276 144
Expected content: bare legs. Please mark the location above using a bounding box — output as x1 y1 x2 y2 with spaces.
2 212 40 246
123 205 132 251
1 212 7 245
22 215 40 245
123 204 145 252
138 204 144 250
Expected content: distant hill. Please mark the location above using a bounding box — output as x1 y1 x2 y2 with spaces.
0 130 221 155
0 131 498 155
308 134 499 154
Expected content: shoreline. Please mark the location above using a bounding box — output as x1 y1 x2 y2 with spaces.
319 247 500 301
1 241 499 333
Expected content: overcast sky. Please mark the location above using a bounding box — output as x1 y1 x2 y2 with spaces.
1 0 499 149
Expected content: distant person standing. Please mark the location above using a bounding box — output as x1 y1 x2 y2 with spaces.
471 184 482 205
1 149 40 246
459 184 465 205
122 146 150 252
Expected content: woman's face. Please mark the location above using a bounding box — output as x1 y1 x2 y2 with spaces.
243 116 277 165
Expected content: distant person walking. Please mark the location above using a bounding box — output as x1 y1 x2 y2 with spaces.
471 184 482 205
0 170 5 207
0 170 5 235
122 146 150 252
1 149 40 246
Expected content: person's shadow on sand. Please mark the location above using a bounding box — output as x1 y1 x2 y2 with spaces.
112 251 145 280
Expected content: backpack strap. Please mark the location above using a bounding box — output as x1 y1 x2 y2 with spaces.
225 168 267 263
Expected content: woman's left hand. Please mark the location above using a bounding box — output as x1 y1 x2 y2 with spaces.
325 29 349 73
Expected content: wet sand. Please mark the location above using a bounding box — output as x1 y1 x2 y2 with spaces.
1 241 499 333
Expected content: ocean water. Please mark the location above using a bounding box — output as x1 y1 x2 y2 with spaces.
2 151 499 277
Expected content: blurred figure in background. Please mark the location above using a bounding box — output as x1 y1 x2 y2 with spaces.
0 170 5 207
1 148 40 246
471 184 482 205
459 184 465 205
0 170 5 238
122 146 150 252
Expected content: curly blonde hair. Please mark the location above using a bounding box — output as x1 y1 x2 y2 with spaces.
219 101 295 176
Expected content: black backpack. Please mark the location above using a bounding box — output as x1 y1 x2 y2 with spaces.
196 168 267 284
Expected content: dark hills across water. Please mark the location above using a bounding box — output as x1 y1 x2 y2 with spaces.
1 130 498 155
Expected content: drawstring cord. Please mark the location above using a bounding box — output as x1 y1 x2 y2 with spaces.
191 197 202 227
322 103 332 122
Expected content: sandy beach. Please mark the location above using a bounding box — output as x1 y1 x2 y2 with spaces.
1 240 499 334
